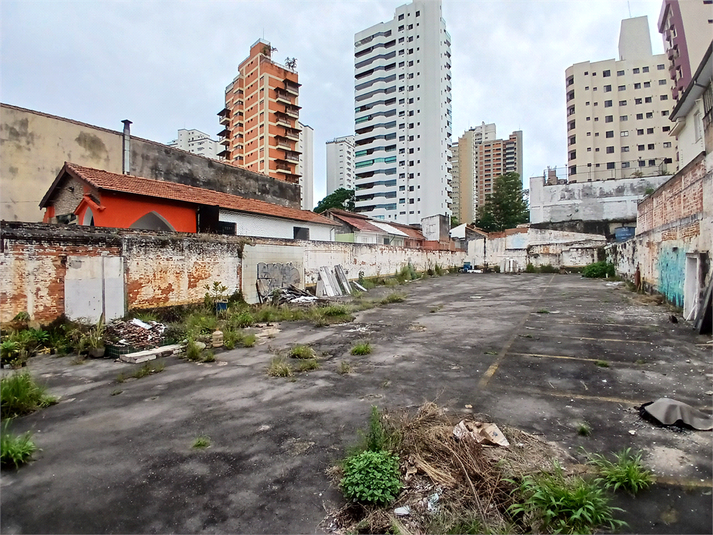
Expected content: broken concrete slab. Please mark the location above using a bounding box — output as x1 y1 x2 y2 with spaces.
119 344 183 364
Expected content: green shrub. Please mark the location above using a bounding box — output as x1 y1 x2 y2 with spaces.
525 263 536 273
340 449 402 506
351 342 372 356
132 360 165 378
381 292 405 304
185 339 203 361
508 462 625 534
577 422 591 436
321 305 348 317
185 312 217 336
1 372 57 419
1 421 37 468
582 261 615 278
588 448 653 494
223 329 256 349
539 264 559 273
434 263 444 276
231 311 255 328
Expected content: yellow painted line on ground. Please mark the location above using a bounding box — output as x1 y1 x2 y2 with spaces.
509 352 610 363
654 476 713 488
488 385 646 405
479 275 555 389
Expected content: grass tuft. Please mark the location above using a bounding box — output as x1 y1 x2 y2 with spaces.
508 461 626 534
577 422 592 436
338 361 353 375
381 292 406 304
267 356 293 377
1 372 57 419
536 309 550 314
289 344 315 359
192 435 211 449
297 358 319 372
351 342 372 355
1 421 37 468
588 448 653 494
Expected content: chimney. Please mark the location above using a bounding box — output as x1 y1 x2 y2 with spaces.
122 119 132 174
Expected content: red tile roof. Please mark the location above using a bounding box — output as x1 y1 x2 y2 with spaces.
45 163 337 226
329 211 385 233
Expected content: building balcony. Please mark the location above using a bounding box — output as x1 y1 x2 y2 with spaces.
284 80 301 96
217 107 229 119
276 139 293 151
217 149 230 159
282 127 300 141
218 128 229 138
276 116 292 128
219 115 230 126
220 138 230 146
275 91 292 105
284 105 300 119
283 151 300 162
275 163 295 174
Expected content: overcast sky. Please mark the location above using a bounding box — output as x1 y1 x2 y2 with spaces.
1 0 664 205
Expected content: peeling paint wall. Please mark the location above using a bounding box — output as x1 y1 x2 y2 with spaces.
529 174 670 225
606 152 711 312
466 227 606 272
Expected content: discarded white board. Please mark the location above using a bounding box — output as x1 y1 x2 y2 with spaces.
351 281 367 292
120 344 183 364
318 266 339 297
453 420 510 447
334 265 352 295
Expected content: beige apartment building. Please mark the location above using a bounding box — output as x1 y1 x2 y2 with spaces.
565 16 677 183
455 123 522 224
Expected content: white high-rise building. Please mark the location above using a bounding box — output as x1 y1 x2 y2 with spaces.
298 122 314 210
353 0 452 223
168 129 220 159
326 135 356 194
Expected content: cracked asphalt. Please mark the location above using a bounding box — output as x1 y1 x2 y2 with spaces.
2 273 711 534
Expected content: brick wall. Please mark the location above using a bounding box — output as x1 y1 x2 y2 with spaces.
0 222 466 322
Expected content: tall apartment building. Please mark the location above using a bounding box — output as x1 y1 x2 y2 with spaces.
218 39 302 184
454 124 522 224
353 0 453 224
565 17 677 182
658 0 713 102
326 135 356 195
297 122 314 210
450 141 460 223
168 129 220 159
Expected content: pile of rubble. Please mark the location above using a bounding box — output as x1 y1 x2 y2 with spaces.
106 318 165 350
270 285 325 306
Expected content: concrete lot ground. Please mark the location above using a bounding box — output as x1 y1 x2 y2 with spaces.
2 273 711 534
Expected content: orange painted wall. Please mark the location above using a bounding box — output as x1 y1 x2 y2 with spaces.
74 191 197 232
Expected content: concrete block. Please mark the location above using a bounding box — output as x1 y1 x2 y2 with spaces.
120 344 183 363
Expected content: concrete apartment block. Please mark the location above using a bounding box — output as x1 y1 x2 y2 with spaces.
326 135 356 195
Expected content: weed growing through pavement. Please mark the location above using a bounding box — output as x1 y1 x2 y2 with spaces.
536 309 550 314
297 358 319 372
289 344 315 359
267 356 293 377
485 350 498 355
1 372 57 419
111 389 123 396
587 448 653 494
381 292 406 304
351 342 372 355
338 361 353 375
577 422 592 436
508 461 625 534
1 421 37 468
192 435 211 449
595 360 610 367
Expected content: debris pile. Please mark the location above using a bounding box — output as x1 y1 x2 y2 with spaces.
106 318 165 350
270 285 325 306
325 402 573 535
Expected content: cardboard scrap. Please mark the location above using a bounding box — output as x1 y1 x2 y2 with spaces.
453 420 510 447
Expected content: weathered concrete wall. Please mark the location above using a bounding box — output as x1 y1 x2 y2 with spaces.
529 174 671 226
466 227 606 272
0 222 466 321
0 104 123 222
0 104 301 223
607 152 711 315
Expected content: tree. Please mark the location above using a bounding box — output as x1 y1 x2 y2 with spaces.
314 188 355 213
474 172 529 232
450 215 460 228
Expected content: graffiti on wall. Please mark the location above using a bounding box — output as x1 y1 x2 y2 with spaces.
257 262 301 294
656 245 685 308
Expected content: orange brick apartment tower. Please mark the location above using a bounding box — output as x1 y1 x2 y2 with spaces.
218 39 302 183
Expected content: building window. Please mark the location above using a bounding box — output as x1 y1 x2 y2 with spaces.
657 64 665 70
635 98 642 104
605 131 614 138
636 113 643 120
605 115 613 123
634 83 641 89
620 115 628 121
604 85 612 92
659 79 667 85
662 126 670 132
644 81 650 88
662 110 669 116
217 222 236 235
642 66 649 73
646 112 653 118
633 68 640 74
622 146 629 152
603 70 611 77
618 85 626 91
293 227 310 240
647 128 654 134
622 161 630 168
663 141 671 148
660 95 668 101
637 128 644 135
620 131 629 137
619 100 627 106
645 96 652 103
569 150 576 160
607 162 615 169
568 135 576 145
606 146 615 154
647 143 654 150
637 144 645 151
568 120 575 130
569 165 576 175
566 75 574 86
604 100 612 107
567 105 575 115
567 89 575 101
617 70 625 76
